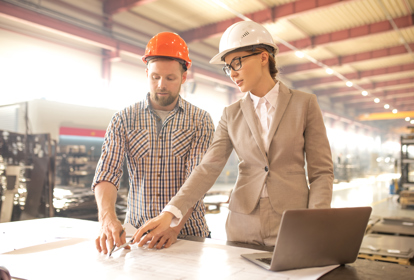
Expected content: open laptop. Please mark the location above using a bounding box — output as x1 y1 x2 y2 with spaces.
241 206 372 271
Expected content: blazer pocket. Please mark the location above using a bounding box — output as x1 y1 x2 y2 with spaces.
127 129 149 159
172 129 194 158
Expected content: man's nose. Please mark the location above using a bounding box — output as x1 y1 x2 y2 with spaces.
158 78 167 89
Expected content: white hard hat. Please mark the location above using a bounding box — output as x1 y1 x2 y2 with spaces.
209 21 279 64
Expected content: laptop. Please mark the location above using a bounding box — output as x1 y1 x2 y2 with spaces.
241 206 372 271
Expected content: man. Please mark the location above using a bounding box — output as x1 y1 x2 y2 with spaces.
93 32 214 254
133 21 333 247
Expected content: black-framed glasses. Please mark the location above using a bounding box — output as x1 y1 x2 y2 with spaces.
222 52 261 76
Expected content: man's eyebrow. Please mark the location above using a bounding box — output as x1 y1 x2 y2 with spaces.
150 73 178 77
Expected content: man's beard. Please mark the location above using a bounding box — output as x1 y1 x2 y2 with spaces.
152 86 180 107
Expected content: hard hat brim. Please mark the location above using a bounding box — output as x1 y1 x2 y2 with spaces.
209 43 279 65
209 46 241 64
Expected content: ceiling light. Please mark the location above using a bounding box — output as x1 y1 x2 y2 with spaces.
295 51 304 58
392 109 398 114
405 117 410 121
346 81 353 87
361 90 368 96
374 98 380 103
384 104 390 109
325 68 333 75
410 120 414 124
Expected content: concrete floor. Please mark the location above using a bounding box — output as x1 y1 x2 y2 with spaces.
205 173 414 241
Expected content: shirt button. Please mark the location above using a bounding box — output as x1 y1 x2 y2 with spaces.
157 174 161 177
156 193 161 197
265 166 269 172
158 156 162 159
159 136 163 140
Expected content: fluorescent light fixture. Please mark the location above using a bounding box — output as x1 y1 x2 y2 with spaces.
374 98 380 103
346 81 353 87
384 104 390 109
392 109 398 114
361 90 368 96
405 117 410 121
295 51 304 58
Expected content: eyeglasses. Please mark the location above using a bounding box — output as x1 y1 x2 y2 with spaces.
222 52 261 76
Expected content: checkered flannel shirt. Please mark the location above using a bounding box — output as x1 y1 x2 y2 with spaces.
92 93 214 237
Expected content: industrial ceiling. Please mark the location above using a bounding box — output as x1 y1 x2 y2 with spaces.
1 0 413 133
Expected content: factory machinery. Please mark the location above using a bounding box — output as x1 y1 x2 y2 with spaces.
0 130 55 222
0 130 128 222
399 134 414 209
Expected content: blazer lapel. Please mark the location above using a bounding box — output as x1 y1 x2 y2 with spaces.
240 94 267 161
266 82 292 151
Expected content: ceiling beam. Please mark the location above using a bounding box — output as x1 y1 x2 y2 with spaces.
355 96 414 107
182 11 413 58
331 87 414 103
356 103 414 114
293 63 414 88
281 43 414 75
0 0 145 55
103 0 157 15
355 109 395 117
357 111 414 121
0 1 232 86
353 98 414 110
277 15 413 54
180 0 352 43
391 97 414 106
314 77 414 96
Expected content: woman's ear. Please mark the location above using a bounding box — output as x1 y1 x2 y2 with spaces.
261 52 269 65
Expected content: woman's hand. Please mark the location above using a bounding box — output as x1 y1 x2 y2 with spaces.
132 212 175 247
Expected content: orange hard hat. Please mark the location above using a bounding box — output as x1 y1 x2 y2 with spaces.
142 32 192 70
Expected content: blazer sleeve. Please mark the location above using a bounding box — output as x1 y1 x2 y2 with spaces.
304 94 334 208
168 107 234 215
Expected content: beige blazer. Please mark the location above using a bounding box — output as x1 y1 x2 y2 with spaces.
169 82 334 216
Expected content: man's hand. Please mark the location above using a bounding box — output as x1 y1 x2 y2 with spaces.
94 182 128 254
132 212 174 248
95 212 128 254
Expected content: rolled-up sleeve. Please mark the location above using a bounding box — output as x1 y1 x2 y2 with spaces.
91 112 126 191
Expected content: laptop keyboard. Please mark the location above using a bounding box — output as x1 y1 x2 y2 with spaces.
257 258 272 265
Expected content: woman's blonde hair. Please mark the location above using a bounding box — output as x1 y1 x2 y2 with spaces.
253 47 278 80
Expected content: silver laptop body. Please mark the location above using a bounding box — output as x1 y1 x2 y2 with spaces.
241 207 372 271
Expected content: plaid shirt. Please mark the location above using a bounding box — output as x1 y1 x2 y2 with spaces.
92 94 214 236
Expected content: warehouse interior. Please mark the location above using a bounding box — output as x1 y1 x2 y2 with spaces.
1 0 414 279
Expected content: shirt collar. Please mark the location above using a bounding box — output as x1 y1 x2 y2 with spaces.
249 81 280 109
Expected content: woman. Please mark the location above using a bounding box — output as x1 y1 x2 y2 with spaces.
133 21 334 248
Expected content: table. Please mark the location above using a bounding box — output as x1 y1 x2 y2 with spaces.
182 236 414 280
1 218 413 280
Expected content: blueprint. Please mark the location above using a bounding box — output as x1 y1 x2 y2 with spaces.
0 237 337 280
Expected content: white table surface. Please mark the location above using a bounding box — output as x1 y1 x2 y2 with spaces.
0 217 337 280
